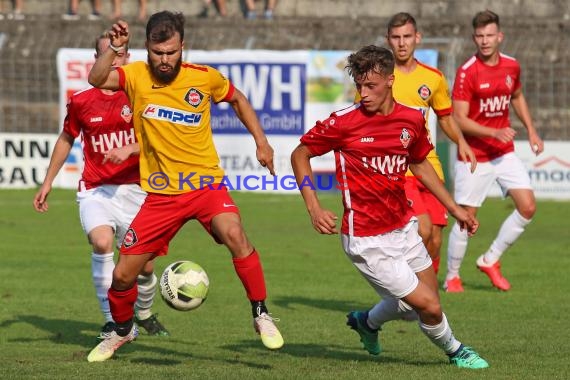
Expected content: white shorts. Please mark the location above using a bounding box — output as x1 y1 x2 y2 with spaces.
454 152 532 207
77 184 147 248
341 219 432 299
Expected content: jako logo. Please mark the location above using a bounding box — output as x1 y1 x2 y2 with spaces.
361 137 374 143
143 104 202 126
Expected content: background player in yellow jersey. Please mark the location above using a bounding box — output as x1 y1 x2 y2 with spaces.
85 11 283 362
385 12 476 277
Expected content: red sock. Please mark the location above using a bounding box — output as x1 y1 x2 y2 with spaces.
232 250 267 301
432 256 440 275
108 285 138 324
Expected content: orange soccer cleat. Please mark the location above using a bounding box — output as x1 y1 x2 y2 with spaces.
476 257 511 291
443 276 464 293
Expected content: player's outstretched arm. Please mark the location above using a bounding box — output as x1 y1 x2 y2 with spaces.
88 21 129 90
228 88 275 175
33 132 75 213
291 144 338 235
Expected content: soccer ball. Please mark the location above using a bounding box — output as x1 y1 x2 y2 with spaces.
159 261 209 311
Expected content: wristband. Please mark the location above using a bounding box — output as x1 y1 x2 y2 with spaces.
109 44 125 53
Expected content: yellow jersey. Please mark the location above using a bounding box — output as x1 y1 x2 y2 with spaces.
118 61 233 194
393 60 452 179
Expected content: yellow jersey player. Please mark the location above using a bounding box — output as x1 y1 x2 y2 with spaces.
385 12 476 279
86 11 283 362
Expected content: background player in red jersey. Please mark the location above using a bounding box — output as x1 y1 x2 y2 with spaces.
444 10 544 292
291 45 488 369
33 34 168 339
86 11 283 362
385 12 476 276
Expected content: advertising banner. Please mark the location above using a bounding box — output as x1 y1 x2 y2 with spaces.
0 133 58 189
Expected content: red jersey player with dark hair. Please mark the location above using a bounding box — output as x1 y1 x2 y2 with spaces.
33 34 168 339
444 10 544 292
291 45 489 369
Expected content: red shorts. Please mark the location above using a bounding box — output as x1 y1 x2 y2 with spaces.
120 185 239 256
404 176 448 226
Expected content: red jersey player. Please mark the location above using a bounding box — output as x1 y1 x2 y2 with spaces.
33 34 168 338
444 10 544 292
291 45 488 369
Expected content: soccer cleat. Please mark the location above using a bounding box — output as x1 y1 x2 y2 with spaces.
346 311 381 355
97 321 116 340
254 312 284 350
87 324 138 362
135 314 170 336
443 276 464 293
476 256 511 291
449 345 489 369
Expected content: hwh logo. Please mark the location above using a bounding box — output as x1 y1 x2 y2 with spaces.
362 155 407 174
91 129 136 153
479 95 511 113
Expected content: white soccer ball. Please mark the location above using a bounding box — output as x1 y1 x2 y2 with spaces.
160 261 209 311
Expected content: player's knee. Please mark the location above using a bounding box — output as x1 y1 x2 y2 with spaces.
430 232 442 250
141 260 154 276
90 236 114 252
518 203 536 220
221 223 248 248
112 267 138 290
418 301 442 322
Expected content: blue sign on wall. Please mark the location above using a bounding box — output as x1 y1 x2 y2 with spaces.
208 62 306 135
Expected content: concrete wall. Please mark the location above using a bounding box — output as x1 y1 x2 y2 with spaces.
5 0 570 21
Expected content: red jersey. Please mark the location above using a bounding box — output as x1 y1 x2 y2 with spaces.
301 102 432 237
63 87 140 189
452 53 522 162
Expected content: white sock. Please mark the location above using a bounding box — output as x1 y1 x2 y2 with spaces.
136 273 157 320
419 313 462 355
446 222 469 280
91 252 115 323
367 298 416 330
483 210 531 264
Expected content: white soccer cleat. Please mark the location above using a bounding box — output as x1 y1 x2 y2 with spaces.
254 312 284 350
87 324 138 362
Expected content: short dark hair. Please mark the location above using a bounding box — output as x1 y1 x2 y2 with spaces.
387 12 417 34
346 45 394 80
146 11 185 43
472 10 500 29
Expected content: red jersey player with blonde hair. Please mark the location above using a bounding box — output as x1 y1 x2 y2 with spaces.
291 45 488 369
445 10 544 292
33 34 168 340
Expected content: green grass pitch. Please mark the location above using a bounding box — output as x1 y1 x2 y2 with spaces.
0 189 568 379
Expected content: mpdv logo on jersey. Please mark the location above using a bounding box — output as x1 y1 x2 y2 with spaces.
143 104 202 127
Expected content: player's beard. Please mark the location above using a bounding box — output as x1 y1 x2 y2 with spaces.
149 56 182 85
